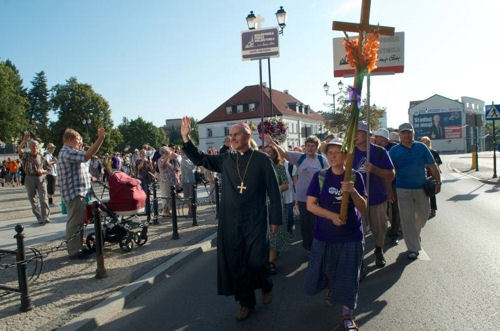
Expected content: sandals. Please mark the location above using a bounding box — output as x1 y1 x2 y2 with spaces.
342 315 359 331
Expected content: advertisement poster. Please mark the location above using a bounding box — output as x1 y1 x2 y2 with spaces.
413 111 462 140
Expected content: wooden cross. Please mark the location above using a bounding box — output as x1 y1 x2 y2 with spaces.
332 0 394 37
237 182 247 194
331 0 396 222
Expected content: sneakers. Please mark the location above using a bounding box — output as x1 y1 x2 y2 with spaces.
408 251 419 260
374 247 386 267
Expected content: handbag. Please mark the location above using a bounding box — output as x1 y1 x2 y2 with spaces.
423 176 436 197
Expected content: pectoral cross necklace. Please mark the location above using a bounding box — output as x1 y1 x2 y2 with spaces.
236 150 254 194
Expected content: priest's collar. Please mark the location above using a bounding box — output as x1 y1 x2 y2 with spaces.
237 147 253 156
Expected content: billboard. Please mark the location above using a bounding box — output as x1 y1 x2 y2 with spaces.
412 111 462 140
241 27 280 61
333 32 404 77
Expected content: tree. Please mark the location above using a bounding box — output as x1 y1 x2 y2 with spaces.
50 77 115 150
28 71 51 144
485 121 500 151
0 60 30 143
117 117 166 151
325 90 386 135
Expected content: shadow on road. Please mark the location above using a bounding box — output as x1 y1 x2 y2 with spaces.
356 253 413 327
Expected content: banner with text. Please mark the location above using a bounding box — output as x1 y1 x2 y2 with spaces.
333 31 404 77
413 111 463 140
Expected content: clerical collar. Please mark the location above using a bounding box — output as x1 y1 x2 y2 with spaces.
237 148 252 156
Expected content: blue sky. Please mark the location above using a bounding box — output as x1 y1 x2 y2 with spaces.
1 0 499 129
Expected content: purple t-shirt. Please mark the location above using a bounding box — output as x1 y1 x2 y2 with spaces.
306 169 366 243
353 144 394 206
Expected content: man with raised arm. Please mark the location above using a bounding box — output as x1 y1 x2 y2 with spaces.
180 117 282 322
58 127 106 259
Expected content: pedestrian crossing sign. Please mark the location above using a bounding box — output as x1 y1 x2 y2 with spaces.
485 105 500 120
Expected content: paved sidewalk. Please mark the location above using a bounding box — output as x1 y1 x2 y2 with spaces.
447 152 500 184
0 203 218 331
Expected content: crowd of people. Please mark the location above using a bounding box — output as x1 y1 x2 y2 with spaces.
1 120 442 329
178 117 442 330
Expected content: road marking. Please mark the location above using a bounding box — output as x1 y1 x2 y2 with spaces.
417 248 431 261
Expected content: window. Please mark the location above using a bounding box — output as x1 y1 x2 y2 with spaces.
207 128 213 137
224 127 229 136
237 105 243 113
226 106 232 114
249 103 255 111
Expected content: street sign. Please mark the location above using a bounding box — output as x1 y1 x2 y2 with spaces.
241 27 279 61
333 31 405 77
485 105 500 120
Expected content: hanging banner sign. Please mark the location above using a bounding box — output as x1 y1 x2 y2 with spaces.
333 31 405 77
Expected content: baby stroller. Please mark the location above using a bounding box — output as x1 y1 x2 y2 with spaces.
86 170 149 252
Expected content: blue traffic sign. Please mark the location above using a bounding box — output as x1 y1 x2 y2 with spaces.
485 104 500 120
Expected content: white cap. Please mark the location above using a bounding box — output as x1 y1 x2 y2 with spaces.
326 137 344 146
374 128 389 140
389 131 400 142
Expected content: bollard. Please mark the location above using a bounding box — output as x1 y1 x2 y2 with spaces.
146 183 151 222
191 183 198 226
93 201 107 279
170 186 180 239
214 177 220 220
14 225 32 312
152 182 159 224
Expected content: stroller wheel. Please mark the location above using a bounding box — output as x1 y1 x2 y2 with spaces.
134 231 148 246
119 233 134 252
86 233 96 252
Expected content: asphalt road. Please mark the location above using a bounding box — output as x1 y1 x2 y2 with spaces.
96 154 500 331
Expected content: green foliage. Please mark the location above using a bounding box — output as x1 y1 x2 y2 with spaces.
325 89 386 136
485 122 500 151
50 77 115 150
117 117 166 151
28 71 51 144
0 60 30 142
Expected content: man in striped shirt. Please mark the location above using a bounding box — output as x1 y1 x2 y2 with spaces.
58 128 106 259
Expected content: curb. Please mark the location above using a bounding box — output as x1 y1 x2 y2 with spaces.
452 168 500 184
59 232 217 331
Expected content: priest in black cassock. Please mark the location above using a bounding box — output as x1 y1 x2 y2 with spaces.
180 117 282 321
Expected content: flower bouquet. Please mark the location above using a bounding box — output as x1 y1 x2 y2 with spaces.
257 117 288 144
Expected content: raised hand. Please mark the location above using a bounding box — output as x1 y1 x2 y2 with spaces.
97 128 106 138
181 116 191 141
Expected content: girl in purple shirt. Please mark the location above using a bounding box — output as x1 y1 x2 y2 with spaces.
305 138 367 331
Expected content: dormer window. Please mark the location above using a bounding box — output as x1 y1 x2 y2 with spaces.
226 106 232 114
237 105 243 113
249 103 255 111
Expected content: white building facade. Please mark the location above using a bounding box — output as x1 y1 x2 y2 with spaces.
409 94 485 153
197 85 326 152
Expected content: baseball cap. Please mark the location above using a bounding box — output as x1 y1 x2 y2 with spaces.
373 128 389 140
398 123 414 132
357 121 370 133
326 137 344 146
389 131 400 142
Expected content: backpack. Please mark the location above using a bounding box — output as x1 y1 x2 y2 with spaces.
297 153 325 169
317 169 357 193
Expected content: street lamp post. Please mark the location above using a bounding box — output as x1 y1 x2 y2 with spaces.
323 80 344 115
82 118 91 137
246 6 287 141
